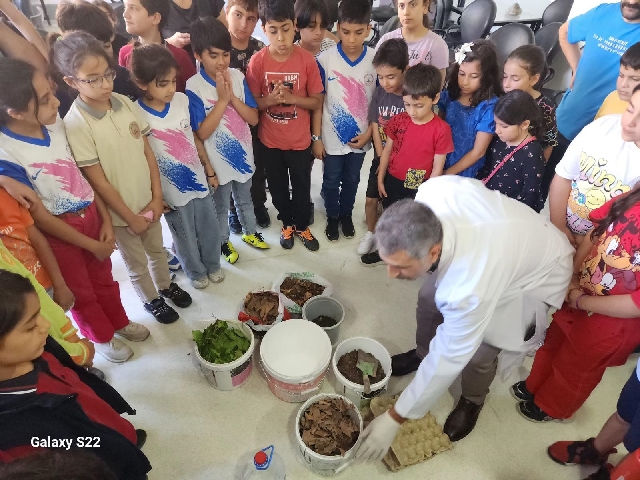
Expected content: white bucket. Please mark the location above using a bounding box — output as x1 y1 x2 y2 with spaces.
332 337 392 408
295 393 363 476
194 320 254 391
302 296 344 345
260 319 332 403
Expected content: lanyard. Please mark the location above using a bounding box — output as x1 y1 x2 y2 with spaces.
482 136 536 185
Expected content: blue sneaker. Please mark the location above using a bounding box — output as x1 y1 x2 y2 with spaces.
166 249 181 271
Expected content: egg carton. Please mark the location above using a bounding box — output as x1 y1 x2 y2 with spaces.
370 395 454 471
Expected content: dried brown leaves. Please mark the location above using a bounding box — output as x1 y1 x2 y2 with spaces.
280 277 325 307
299 398 360 456
243 291 279 325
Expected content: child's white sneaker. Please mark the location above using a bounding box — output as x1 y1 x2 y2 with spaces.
191 277 209 289
95 338 133 363
115 322 150 342
208 269 225 283
357 231 375 255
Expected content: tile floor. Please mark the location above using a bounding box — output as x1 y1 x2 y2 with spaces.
95 155 637 479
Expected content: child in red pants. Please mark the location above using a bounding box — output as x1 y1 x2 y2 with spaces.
510 183 640 421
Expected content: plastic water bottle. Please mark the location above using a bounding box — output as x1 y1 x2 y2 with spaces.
242 445 286 480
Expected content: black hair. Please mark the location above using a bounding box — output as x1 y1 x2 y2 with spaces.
139 0 171 32
88 0 117 23
130 43 179 86
0 58 38 128
0 270 36 340
259 0 294 26
402 63 441 100
493 89 545 140
621 42 640 71
55 1 114 43
506 44 548 91
447 39 501 107
338 0 371 25
0 450 118 480
373 38 409 71
295 0 330 30
190 16 232 56
228 0 260 13
592 183 640 240
49 31 115 80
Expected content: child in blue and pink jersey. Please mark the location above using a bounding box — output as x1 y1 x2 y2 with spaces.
186 17 269 265
316 0 377 242
130 43 224 290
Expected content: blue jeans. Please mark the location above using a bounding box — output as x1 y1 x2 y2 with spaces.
321 152 366 218
164 194 221 281
212 179 258 243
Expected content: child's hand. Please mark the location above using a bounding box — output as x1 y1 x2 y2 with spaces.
141 199 164 222
99 221 116 248
312 139 326 160
267 81 285 106
1 177 40 209
53 282 75 312
560 225 578 249
378 177 387 198
162 201 173 214
79 338 95 367
280 85 295 105
127 215 150 236
216 73 232 103
91 239 115 261
207 174 219 189
348 132 369 149
166 32 190 49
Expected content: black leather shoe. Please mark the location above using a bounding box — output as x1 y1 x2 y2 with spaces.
391 349 422 376
444 396 483 442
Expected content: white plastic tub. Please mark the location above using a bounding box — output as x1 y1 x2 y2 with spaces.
295 393 363 476
332 337 392 408
194 320 254 391
302 296 344 345
260 319 332 403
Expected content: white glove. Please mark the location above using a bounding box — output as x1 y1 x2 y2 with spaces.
356 411 401 461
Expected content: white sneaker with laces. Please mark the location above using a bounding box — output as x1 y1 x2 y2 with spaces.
208 269 225 283
357 231 375 255
115 322 150 342
191 277 209 289
95 338 133 363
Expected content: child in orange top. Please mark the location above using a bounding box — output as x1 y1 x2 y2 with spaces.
0 189 74 311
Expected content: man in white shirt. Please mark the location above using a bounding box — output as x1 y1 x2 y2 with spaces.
357 176 574 460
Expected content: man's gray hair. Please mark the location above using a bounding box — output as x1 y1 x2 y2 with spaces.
374 200 443 259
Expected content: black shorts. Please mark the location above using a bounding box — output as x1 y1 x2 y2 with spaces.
617 368 640 452
366 156 381 199
381 173 417 209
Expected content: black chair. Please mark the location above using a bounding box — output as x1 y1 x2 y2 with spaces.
433 0 497 49
489 22 535 67
379 15 401 38
535 22 562 85
433 0 461 30
542 0 573 26
370 4 397 46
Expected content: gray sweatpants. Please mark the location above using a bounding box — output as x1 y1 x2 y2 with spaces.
415 273 501 405
212 179 258 244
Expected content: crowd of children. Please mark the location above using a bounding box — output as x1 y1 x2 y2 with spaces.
1 0 640 476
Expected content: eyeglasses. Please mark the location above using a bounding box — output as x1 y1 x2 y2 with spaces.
72 69 117 89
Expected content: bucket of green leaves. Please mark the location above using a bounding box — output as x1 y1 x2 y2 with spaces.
193 319 255 391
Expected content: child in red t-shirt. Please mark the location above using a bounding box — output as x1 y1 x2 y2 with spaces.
246 0 324 251
377 64 453 208
0 270 150 479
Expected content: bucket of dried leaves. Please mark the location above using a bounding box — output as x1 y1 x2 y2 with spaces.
238 290 290 332
273 272 333 315
296 393 363 475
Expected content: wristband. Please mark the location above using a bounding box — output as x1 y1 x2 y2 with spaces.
575 293 587 310
388 406 407 424
207 174 217 178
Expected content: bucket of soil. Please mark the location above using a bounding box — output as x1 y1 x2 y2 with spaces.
295 393 363 476
260 319 332 403
332 337 392 408
302 296 344 345
238 290 291 332
193 320 254 391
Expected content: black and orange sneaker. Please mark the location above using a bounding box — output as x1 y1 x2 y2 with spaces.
547 437 616 466
295 227 319 251
280 225 295 249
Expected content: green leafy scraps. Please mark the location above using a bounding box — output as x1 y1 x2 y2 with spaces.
193 321 250 364
356 361 376 377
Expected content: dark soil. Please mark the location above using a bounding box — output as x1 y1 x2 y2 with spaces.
280 277 325 307
311 315 337 328
337 350 385 386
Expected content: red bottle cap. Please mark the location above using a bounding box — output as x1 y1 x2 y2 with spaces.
254 451 268 466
